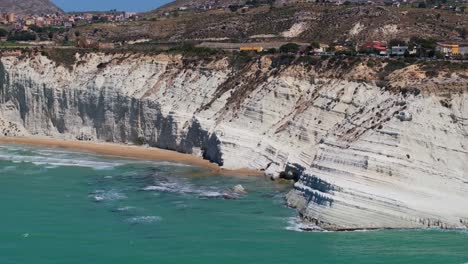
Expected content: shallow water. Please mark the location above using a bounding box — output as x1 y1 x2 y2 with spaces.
0 144 467 264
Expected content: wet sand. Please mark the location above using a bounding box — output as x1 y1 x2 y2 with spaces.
0 136 264 176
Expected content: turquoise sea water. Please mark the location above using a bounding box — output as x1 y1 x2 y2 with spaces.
0 144 467 264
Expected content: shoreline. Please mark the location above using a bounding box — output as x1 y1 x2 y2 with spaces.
0 136 264 176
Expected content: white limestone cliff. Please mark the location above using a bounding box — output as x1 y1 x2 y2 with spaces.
0 52 467 230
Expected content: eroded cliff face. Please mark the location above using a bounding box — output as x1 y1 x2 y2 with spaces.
0 52 467 230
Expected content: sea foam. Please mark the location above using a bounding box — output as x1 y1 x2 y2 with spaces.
286 217 323 232
126 216 162 224
89 190 127 202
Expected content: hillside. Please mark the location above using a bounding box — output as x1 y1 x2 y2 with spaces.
0 0 63 15
157 0 247 12
78 4 467 45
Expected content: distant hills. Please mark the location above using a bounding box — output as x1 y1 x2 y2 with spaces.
0 0 63 15
157 0 247 11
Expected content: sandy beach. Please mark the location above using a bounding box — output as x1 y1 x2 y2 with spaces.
0 136 264 176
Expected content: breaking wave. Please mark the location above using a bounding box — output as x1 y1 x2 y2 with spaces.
0 145 124 169
126 216 162 224
89 190 127 202
0 144 195 170
114 206 137 212
141 179 236 200
286 217 323 232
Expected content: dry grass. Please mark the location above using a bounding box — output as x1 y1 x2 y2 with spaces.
75 4 467 45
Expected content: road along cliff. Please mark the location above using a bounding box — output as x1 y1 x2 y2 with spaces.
0 51 467 230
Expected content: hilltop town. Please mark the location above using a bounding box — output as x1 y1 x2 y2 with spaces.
0 11 139 33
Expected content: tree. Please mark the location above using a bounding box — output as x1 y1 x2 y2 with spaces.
310 41 320 49
410 37 437 49
389 39 406 47
0 28 8 38
404 50 410 57
279 43 300 54
409 37 437 57
459 28 466 40
29 25 44 33
246 0 260 6
228 5 240 12
7 31 36 41
435 51 445 59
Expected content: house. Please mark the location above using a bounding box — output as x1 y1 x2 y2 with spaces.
63 21 73 28
8 13 15 23
334 45 349 52
83 13 93 21
351 0 371 4
124 12 137 19
390 45 409 56
313 43 330 53
328 0 345 5
25 19 35 26
459 44 468 55
115 14 125 21
436 43 460 56
360 41 387 53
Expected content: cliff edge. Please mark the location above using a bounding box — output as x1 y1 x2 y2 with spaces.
0 50 466 230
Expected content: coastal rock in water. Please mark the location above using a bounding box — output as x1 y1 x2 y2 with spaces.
0 53 467 231
232 184 247 194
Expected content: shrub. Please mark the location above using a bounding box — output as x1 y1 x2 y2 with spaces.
417 2 427 8
228 5 241 12
8 31 36 41
279 43 300 54
41 48 84 69
228 52 255 69
297 56 319 66
135 137 146 145
389 39 406 47
425 70 438 77
384 59 407 72
366 60 376 68
168 43 221 56
310 41 320 49
270 54 295 68
262 48 277 54
0 28 8 37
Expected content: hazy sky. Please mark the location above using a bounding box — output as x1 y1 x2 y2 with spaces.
52 0 171 12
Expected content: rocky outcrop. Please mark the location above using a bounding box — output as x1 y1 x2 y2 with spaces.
0 51 467 231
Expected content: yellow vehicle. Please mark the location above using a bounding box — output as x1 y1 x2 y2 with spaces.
239 46 264 52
